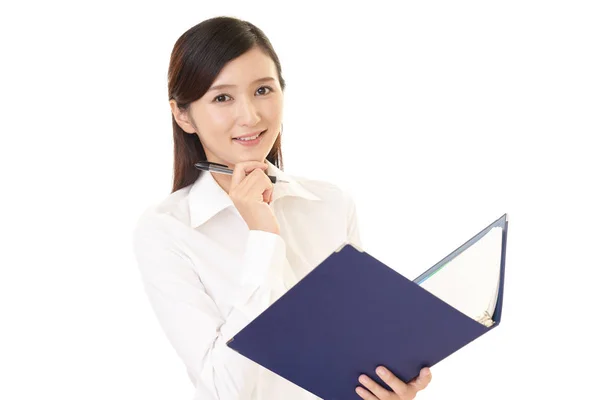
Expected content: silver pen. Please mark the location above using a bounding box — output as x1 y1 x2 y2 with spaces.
194 161 287 184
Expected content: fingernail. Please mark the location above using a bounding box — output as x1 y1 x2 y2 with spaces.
421 368 431 377
377 366 387 377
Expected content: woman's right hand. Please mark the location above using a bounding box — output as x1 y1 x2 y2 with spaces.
228 161 280 235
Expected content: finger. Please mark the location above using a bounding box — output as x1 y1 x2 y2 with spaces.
231 164 269 192
230 161 268 190
376 366 416 399
408 368 432 392
247 169 273 203
358 374 390 400
235 168 273 202
264 185 273 204
355 385 379 400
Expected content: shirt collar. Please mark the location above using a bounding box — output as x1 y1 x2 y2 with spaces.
189 160 321 228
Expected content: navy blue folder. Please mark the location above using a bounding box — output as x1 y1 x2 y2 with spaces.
227 214 508 400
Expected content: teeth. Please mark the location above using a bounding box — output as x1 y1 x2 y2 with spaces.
236 133 260 141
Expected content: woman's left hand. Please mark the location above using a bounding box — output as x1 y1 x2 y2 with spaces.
356 366 432 399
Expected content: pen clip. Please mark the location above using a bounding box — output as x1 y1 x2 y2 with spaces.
194 161 230 169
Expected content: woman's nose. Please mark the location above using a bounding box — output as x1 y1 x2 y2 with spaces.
235 96 260 126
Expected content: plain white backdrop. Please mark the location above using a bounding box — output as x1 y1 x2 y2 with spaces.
1 1 599 399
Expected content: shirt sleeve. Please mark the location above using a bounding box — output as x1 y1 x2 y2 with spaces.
132 215 289 400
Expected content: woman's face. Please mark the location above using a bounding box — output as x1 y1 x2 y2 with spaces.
171 47 284 169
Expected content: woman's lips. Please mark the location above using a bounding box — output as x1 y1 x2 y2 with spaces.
232 130 266 146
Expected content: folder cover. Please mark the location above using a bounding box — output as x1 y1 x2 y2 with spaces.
227 214 508 400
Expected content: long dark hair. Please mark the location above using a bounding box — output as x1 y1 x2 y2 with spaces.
167 16 286 193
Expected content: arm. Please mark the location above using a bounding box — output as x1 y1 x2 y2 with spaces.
132 218 289 399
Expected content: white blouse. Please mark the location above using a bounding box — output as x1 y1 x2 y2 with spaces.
132 160 362 400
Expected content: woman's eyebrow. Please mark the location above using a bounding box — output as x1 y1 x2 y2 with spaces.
208 77 276 91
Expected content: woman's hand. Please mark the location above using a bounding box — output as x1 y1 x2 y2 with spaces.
229 161 280 235
356 367 432 400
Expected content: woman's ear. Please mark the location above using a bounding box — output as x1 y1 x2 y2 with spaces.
169 100 196 134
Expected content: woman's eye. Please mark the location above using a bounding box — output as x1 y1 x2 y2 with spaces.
213 94 231 103
213 86 272 103
256 86 273 96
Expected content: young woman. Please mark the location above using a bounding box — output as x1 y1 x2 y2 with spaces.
132 16 432 400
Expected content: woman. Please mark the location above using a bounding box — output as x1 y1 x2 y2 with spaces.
132 16 432 400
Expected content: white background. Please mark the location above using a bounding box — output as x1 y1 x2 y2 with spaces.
1 1 599 399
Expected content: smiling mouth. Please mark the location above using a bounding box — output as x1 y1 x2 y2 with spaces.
232 129 267 142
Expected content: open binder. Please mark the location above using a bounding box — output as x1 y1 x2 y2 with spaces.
227 214 509 400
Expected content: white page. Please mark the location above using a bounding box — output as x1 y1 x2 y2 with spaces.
419 226 503 322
